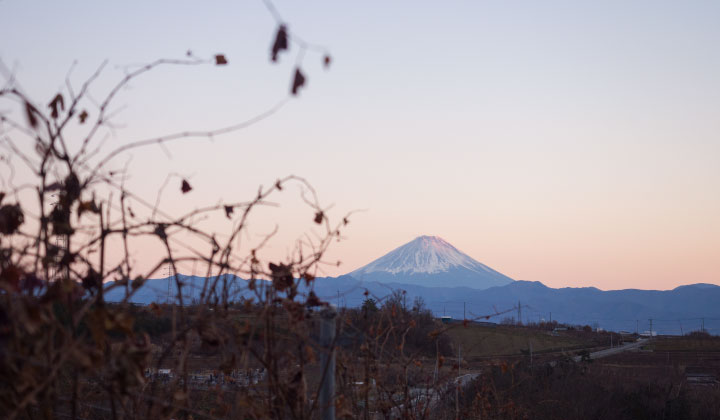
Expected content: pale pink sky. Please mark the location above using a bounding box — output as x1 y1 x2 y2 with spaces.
1 1 719 290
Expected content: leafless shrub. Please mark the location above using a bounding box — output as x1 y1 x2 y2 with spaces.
0 4 566 419
0 1 486 418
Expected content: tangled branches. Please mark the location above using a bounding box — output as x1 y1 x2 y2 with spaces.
0 3 482 419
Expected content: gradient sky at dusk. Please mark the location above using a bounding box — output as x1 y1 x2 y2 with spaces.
2 1 719 290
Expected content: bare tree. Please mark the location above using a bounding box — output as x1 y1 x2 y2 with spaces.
0 3 516 419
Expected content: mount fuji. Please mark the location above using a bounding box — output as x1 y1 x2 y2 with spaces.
102 234 720 334
347 235 513 289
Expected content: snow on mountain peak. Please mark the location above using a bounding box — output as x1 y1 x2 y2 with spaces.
350 235 498 276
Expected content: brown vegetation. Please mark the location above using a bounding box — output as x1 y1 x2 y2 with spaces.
2 3 719 419
433 336 720 420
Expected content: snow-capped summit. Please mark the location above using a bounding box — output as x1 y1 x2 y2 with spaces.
348 235 513 290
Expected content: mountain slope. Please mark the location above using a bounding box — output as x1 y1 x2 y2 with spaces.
310 278 720 335
347 235 513 289
104 274 250 303
103 274 720 335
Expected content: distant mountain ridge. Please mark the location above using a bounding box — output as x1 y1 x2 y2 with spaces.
104 274 247 304
347 235 513 289
106 275 720 335
309 277 720 335
103 235 720 335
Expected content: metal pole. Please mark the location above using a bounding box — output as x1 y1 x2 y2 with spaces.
434 340 439 384
455 343 461 420
455 380 459 420
459 344 461 377
517 301 521 326
319 307 337 420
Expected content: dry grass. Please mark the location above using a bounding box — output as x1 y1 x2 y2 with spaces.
648 335 720 352
445 324 589 359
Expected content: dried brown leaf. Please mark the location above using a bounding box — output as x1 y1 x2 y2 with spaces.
271 25 289 62
77 200 100 219
24 101 38 128
78 109 89 123
269 262 293 292
48 93 65 119
291 68 306 95
181 179 192 193
0 204 24 235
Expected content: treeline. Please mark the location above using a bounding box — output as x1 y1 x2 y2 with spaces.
112 292 455 359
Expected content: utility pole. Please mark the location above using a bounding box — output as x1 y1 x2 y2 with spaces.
549 312 552 323
49 199 69 283
319 307 337 420
166 263 174 304
649 319 653 337
517 300 522 326
455 343 461 420
455 378 459 420
49 234 67 281
702 318 705 333
434 340 439 384
458 344 462 377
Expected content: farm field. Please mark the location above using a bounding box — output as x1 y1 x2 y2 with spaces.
429 335 720 419
444 322 605 360
591 335 720 384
